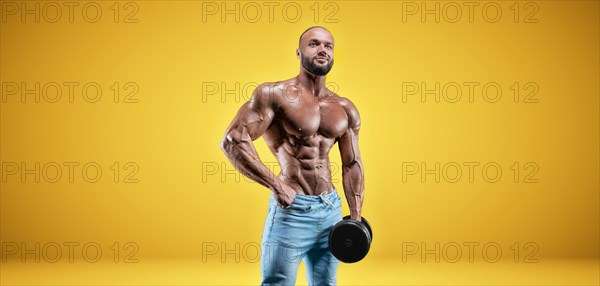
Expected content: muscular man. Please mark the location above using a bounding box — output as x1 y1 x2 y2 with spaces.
220 26 365 285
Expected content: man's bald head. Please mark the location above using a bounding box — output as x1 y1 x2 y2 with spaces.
298 26 334 47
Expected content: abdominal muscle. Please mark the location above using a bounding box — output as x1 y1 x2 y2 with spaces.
263 110 341 196
275 146 335 196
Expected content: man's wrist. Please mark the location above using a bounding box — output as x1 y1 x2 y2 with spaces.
350 210 361 219
269 178 284 194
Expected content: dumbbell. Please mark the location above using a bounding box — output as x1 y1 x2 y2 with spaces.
328 215 373 263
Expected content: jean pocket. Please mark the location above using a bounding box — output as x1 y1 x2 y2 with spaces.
282 197 312 212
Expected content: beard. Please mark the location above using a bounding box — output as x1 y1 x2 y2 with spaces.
301 53 334 76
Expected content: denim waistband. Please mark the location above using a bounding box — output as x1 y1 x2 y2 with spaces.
293 189 339 202
269 188 340 210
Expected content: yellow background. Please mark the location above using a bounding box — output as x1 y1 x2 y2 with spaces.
1 0 598 284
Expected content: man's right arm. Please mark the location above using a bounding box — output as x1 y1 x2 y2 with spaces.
219 84 295 207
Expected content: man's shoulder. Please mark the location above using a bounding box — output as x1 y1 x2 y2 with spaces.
330 94 360 127
253 79 296 99
333 94 358 112
258 78 296 91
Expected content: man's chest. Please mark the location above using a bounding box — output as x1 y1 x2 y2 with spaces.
278 97 349 139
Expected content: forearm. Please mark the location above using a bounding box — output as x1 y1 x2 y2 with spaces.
221 139 282 193
342 160 364 219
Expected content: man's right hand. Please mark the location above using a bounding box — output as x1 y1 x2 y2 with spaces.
274 182 297 209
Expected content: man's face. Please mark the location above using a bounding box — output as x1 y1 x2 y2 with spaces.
297 28 334 76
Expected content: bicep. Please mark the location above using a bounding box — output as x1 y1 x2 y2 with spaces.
338 129 360 167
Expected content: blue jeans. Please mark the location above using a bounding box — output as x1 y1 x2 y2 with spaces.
260 190 343 286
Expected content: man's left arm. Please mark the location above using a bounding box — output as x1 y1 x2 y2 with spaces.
338 99 364 221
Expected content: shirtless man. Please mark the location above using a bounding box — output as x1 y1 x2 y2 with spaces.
220 26 365 285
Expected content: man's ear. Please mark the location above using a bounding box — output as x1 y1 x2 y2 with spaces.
296 49 300 59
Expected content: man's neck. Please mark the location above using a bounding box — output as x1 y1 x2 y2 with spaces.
297 70 327 98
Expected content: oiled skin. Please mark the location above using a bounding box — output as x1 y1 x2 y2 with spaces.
220 28 364 220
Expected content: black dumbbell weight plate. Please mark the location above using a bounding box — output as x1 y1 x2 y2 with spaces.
343 215 373 242
329 218 371 263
